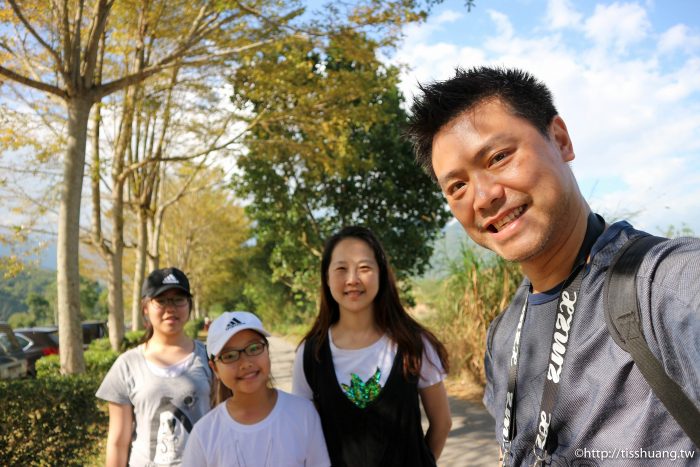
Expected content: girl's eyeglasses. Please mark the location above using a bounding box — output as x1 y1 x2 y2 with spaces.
214 341 267 364
151 297 189 309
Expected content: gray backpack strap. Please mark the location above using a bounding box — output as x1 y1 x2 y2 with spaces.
604 234 700 447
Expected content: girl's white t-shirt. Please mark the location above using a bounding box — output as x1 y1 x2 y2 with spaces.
292 331 446 403
182 390 330 467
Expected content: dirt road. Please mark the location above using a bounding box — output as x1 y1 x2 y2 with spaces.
268 335 499 467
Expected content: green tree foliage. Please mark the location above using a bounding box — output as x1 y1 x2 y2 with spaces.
0 268 106 324
7 311 34 328
79 277 107 321
0 267 54 321
227 241 305 326
232 30 450 315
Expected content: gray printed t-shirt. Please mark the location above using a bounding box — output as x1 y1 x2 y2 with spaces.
483 221 700 466
96 340 212 467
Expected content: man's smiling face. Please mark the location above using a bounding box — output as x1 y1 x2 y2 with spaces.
432 98 578 265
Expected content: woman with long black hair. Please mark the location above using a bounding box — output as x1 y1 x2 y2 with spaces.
292 226 452 466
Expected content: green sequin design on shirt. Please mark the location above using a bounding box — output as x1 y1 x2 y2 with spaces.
341 367 382 408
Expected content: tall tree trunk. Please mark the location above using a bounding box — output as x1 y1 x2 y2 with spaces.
108 177 126 349
148 192 166 272
131 207 148 331
107 80 136 348
147 216 160 272
57 96 92 374
193 294 200 320
106 254 124 350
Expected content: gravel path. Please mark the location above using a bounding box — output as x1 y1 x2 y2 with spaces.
268 335 499 466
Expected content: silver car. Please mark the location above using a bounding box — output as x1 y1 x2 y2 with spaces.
0 322 29 379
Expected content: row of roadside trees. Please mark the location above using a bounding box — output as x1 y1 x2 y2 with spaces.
0 0 468 374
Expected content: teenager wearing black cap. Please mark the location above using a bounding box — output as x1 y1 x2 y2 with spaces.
97 267 213 466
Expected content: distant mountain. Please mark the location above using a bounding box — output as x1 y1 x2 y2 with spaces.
420 219 497 279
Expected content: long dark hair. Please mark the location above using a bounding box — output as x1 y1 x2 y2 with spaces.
302 225 449 378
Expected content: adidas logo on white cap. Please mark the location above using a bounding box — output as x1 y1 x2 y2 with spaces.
225 317 244 330
162 273 179 284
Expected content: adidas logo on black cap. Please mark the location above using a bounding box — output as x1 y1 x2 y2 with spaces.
162 273 179 284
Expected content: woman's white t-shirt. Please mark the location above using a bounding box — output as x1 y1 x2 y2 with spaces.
292 331 445 405
182 390 330 467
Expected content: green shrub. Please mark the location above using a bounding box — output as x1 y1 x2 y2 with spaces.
184 317 205 339
85 349 119 378
122 329 145 350
88 336 112 351
35 348 118 380
36 354 60 378
0 374 107 466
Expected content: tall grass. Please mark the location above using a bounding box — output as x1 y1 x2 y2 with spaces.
416 246 522 385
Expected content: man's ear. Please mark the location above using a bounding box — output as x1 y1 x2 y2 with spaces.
550 115 575 162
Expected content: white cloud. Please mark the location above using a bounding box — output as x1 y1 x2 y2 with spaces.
395 0 700 234
584 2 651 53
486 10 515 40
658 24 700 54
400 8 464 46
546 0 583 30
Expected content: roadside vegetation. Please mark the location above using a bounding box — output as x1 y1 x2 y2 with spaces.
0 335 135 466
414 244 523 388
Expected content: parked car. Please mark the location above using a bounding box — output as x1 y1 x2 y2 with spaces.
0 322 29 379
14 326 60 376
82 320 108 348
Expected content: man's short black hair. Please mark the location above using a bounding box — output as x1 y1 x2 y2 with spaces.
406 66 559 180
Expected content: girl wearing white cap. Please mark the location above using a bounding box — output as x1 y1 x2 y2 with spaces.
182 311 330 467
97 267 213 467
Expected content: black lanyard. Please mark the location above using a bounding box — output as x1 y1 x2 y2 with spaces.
501 213 605 467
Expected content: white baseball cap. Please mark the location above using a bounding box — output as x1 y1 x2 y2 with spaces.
206 311 270 358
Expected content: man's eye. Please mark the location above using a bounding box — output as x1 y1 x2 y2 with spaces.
447 181 467 195
492 152 508 164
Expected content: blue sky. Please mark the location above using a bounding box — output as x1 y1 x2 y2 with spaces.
390 0 700 235
2 0 699 271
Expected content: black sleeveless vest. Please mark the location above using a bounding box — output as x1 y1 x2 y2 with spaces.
303 336 436 467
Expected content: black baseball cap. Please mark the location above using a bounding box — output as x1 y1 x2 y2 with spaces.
141 267 192 298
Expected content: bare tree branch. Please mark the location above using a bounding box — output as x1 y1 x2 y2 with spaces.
60 0 72 76
0 165 62 177
67 0 85 89
95 38 276 99
0 224 57 237
0 64 67 99
7 0 64 69
235 1 310 35
83 0 115 86
118 106 266 183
